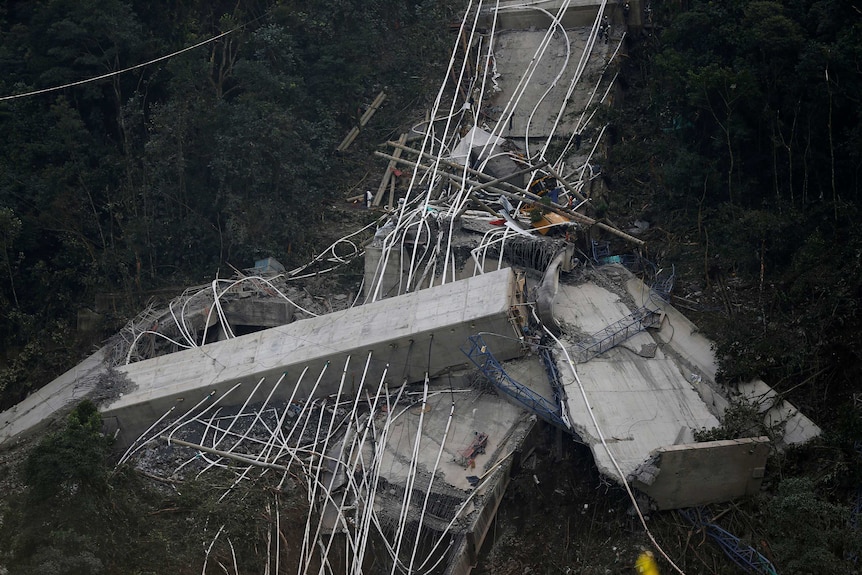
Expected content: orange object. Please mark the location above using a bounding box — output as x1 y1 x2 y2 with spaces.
531 211 570 235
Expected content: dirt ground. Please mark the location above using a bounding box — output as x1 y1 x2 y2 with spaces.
474 431 653 575
472 421 763 575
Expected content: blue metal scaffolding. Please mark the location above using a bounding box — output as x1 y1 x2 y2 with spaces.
590 240 676 302
679 507 778 575
462 335 569 430
573 306 662 363
539 347 566 413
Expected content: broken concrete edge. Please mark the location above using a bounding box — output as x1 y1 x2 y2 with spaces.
0 358 138 454
445 414 538 575
629 436 771 511
736 379 822 447
0 347 107 451
621 271 821 448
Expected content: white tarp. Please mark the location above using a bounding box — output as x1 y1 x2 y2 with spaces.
449 126 506 167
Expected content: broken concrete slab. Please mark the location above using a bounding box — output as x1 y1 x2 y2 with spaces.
631 437 771 510
489 28 612 139
563 348 720 478
551 277 721 481
623 274 821 448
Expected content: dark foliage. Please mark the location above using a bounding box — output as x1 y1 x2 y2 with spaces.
0 0 460 409
610 0 862 421
24 400 110 502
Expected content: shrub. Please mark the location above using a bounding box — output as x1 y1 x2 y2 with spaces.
24 400 111 503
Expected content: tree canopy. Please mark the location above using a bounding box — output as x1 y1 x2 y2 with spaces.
0 0 460 409
609 0 862 419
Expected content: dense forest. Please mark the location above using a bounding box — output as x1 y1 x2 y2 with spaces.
1 0 861 573
0 0 460 410
608 3 862 569
612 1 862 419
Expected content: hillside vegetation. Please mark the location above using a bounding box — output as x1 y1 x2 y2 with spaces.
0 0 460 409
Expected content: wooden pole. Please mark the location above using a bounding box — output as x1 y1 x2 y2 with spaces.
337 127 361 152
358 91 387 128
385 140 527 196
374 132 408 206
337 91 387 151
468 160 550 193
544 164 589 204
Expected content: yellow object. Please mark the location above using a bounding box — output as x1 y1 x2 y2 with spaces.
635 551 660 575
531 211 570 235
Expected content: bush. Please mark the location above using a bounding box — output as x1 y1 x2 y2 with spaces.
767 477 860 574
24 400 111 503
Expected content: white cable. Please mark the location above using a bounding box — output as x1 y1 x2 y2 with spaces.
0 29 239 102
407 395 455 573
388 374 430 574
313 353 373 574
537 0 609 163
540 314 686 575
124 329 193 365
301 356 349 574
523 9 573 161
368 0 479 302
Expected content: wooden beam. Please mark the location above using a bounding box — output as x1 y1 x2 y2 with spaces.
386 140 526 195
374 132 408 206
337 91 387 151
337 127 361 152
358 91 387 128
469 160 550 193
544 164 589 204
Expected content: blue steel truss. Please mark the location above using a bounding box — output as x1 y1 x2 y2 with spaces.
679 507 778 575
539 347 566 411
651 265 676 301
573 306 662 363
462 335 568 430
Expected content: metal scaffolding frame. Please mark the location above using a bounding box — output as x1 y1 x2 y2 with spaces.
462 335 569 430
573 306 662 363
679 507 778 575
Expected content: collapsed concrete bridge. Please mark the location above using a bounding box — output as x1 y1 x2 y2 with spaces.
0 1 821 574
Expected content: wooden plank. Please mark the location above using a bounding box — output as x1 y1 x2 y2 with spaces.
337 91 387 151
374 132 408 206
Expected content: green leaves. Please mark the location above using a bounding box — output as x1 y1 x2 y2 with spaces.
24 400 112 503
768 477 859 574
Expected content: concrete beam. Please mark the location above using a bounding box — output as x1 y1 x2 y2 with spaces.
102 268 525 448
0 348 106 450
632 437 771 510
